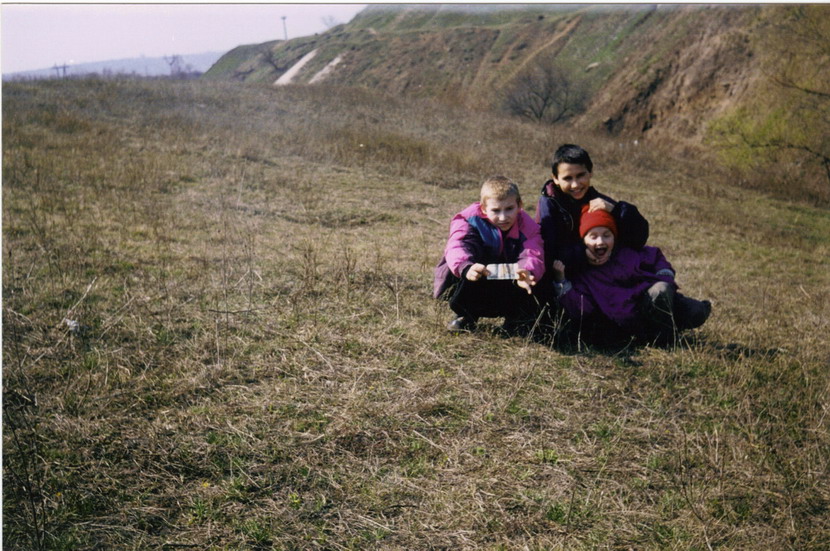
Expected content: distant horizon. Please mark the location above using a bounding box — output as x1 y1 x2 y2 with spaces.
3 50 226 79
1 4 368 74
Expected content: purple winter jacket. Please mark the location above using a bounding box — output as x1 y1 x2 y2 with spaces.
557 246 677 330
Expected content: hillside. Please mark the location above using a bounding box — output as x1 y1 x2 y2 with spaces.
203 4 764 148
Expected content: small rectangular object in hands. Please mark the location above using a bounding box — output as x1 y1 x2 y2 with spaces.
485 263 519 280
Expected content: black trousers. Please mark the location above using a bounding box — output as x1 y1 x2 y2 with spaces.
448 278 540 321
558 282 710 346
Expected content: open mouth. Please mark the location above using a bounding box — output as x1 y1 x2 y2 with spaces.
592 245 609 258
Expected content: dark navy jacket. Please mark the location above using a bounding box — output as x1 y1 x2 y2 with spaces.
535 181 649 276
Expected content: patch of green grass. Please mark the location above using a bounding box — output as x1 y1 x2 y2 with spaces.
238 518 274 546
188 496 219 525
535 448 559 464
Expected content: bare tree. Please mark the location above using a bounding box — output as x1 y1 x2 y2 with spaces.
258 46 288 75
503 59 587 124
764 5 830 101
164 55 184 77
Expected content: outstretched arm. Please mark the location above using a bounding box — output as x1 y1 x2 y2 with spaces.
588 197 614 213
551 261 597 319
517 211 546 282
639 247 677 284
444 213 477 277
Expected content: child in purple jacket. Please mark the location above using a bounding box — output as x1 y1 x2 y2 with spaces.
434 176 545 335
552 206 711 344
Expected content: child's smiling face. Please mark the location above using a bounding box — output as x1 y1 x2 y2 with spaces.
583 225 615 265
481 195 521 232
553 162 592 200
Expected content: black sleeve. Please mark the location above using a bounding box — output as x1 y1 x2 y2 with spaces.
461 230 487 264
613 201 649 250
536 195 559 269
560 242 587 271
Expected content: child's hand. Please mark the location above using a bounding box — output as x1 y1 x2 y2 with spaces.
552 260 566 282
516 269 536 294
588 198 614 213
466 263 490 281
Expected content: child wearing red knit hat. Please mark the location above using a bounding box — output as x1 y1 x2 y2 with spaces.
552 204 711 345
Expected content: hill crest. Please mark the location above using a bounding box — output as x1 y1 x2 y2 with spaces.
203 4 777 150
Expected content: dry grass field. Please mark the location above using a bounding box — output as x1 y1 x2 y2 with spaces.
3 78 829 550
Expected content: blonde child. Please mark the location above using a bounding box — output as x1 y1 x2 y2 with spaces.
434 176 545 334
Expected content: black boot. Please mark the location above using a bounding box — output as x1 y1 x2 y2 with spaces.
501 317 534 337
447 316 477 333
674 295 712 330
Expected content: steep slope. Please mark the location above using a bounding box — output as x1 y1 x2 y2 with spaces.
203 4 767 149
582 5 762 147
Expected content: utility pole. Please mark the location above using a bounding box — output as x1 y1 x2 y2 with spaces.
52 63 68 78
282 16 288 40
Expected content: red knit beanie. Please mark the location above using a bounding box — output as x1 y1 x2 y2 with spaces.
579 204 618 238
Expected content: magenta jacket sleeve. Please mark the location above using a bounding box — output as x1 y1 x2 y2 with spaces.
443 205 478 277
517 211 546 281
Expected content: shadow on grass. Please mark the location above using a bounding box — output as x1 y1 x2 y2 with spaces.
513 320 786 363
691 336 785 361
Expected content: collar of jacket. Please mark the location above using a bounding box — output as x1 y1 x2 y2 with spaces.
467 212 523 256
543 180 599 205
542 180 594 226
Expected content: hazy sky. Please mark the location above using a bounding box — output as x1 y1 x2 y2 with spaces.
1 3 368 74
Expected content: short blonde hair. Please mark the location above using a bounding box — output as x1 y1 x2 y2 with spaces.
480 175 522 206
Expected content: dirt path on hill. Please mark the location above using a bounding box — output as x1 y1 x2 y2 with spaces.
274 49 318 86
505 15 582 80
470 15 582 93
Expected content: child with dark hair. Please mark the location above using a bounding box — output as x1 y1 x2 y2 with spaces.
552 205 711 344
434 176 545 334
536 144 649 274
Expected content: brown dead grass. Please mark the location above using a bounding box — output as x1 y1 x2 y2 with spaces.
3 78 829 550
